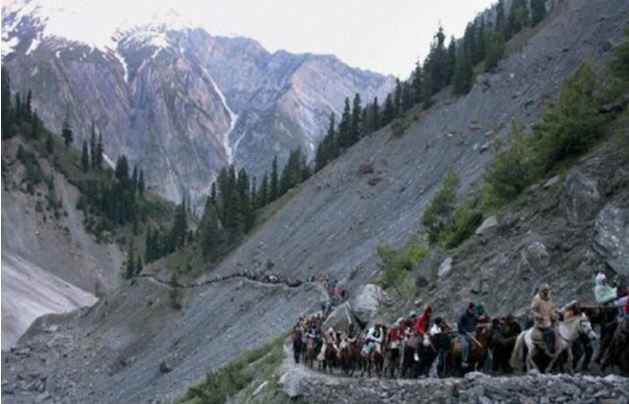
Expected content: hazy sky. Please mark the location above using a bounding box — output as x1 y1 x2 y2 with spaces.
9 0 496 77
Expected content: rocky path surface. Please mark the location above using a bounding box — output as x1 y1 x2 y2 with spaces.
278 342 629 403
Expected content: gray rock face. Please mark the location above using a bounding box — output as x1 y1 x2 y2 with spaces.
284 366 629 403
520 241 550 273
350 284 387 323
438 257 453 278
475 215 498 235
322 302 360 332
594 203 629 276
560 172 602 225
1 13 394 203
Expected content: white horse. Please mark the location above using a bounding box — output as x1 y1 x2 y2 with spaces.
510 314 597 373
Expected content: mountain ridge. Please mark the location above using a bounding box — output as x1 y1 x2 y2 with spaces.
2 1 395 203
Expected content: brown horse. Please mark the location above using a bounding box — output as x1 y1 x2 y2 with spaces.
303 337 316 368
319 342 338 373
448 331 489 375
490 317 521 373
400 334 419 378
338 340 361 375
360 342 385 377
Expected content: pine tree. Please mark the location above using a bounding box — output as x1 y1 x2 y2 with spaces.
422 73 433 109
393 79 402 117
170 201 188 249
382 94 395 125
270 156 279 201
198 200 222 258
45 132 54 154
30 114 39 140
14 92 22 122
496 0 506 36
453 51 474 94
96 133 104 168
338 97 352 148
135 256 143 275
115 155 129 183
484 31 505 72
81 140 89 172
132 165 138 194
315 142 325 172
476 18 486 64
411 63 422 104
446 38 456 85
1 67 11 137
401 81 413 112
350 93 362 142
90 121 97 168
62 116 73 148
138 169 145 196
258 173 269 207
125 241 136 279
145 227 153 263
25 90 32 122
530 0 546 26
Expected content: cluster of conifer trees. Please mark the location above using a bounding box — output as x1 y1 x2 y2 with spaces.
314 0 547 171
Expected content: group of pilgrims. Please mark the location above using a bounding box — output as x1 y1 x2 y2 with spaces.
291 273 629 377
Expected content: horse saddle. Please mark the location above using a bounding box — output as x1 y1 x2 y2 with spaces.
531 327 557 354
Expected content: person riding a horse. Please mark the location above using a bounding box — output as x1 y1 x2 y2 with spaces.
458 302 478 368
363 323 384 356
530 283 557 355
594 273 629 307
415 305 432 339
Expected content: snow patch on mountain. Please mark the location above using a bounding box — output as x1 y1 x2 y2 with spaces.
108 49 129 82
204 69 238 165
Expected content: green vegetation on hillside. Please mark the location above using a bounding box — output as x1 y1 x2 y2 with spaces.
420 28 629 250
178 336 286 404
376 238 427 297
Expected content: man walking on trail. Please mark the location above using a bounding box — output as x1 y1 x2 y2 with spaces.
530 283 557 355
458 303 478 368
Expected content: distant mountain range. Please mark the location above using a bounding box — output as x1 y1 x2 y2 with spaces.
1 0 395 203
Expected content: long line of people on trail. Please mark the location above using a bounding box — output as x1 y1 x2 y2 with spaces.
292 273 629 378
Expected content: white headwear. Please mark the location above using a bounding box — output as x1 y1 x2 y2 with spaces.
595 273 607 286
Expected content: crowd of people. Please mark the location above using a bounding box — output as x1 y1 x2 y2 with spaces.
291 273 629 378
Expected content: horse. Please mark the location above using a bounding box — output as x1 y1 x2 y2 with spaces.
360 342 384 377
448 330 490 376
385 337 402 378
416 332 452 377
318 342 338 373
601 317 629 376
338 339 361 375
582 305 620 366
400 334 419 378
303 337 317 368
510 315 597 373
490 317 522 373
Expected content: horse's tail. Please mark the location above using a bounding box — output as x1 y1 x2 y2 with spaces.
509 331 525 371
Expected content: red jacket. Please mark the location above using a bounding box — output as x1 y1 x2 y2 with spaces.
388 326 401 342
415 312 430 336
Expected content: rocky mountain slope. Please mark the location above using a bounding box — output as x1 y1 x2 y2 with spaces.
1 0 394 203
2 1 628 403
1 137 124 350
